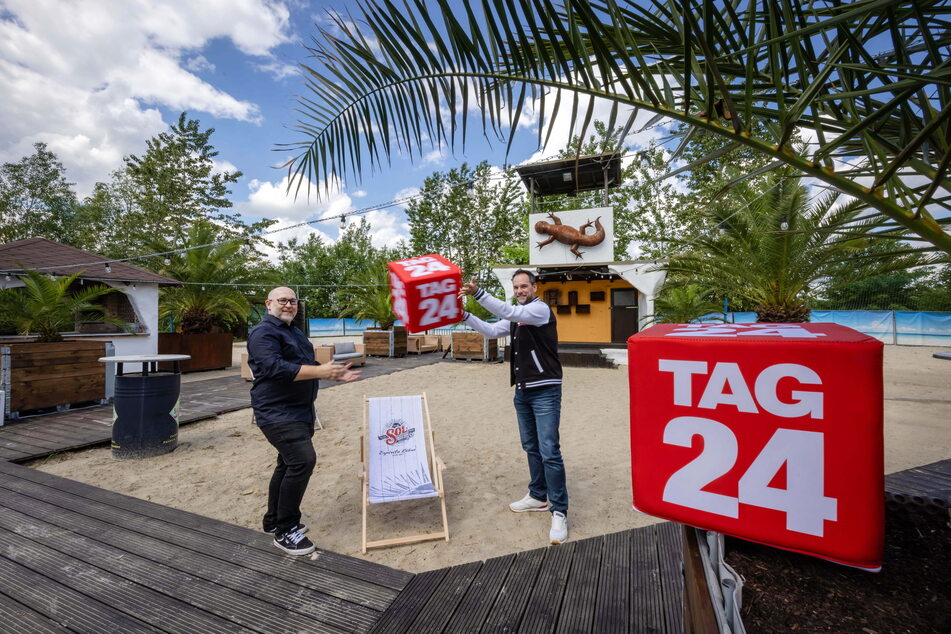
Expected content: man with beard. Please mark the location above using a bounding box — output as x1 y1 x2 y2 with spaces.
247 286 361 555
457 269 569 544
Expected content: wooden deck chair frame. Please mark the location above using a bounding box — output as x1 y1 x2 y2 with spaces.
360 392 448 553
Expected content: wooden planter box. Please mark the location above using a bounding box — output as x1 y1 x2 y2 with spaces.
363 326 408 357
158 333 233 372
1 340 108 416
451 331 498 361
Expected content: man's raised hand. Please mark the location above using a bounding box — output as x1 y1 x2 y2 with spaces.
458 276 479 299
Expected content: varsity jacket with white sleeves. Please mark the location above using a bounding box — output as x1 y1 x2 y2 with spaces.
461 288 563 390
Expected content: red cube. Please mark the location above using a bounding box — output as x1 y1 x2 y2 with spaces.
387 254 463 333
629 322 884 570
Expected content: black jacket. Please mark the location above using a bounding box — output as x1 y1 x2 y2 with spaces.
247 314 318 426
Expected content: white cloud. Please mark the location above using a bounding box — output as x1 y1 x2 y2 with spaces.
185 54 215 73
255 59 299 80
352 189 368 198
236 175 410 253
0 0 292 195
239 175 352 223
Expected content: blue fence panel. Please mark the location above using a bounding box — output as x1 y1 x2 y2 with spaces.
810 310 894 342
895 311 951 346
731 312 758 324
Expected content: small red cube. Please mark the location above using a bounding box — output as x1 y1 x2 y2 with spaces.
387 254 463 333
629 322 884 570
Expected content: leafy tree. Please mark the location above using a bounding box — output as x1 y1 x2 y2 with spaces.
910 265 951 312
0 143 78 244
285 0 951 255
406 161 525 281
648 284 723 324
156 222 270 333
539 121 689 259
0 270 127 342
664 174 921 322
123 112 244 244
339 251 397 329
276 218 406 317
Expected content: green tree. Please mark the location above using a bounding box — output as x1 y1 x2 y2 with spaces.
339 251 398 329
276 218 406 317
648 284 723 324
124 112 244 244
0 143 78 244
664 174 921 322
406 161 525 280
910 265 951 311
539 121 689 259
156 222 269 333
0 270 126 342
284 0 951 255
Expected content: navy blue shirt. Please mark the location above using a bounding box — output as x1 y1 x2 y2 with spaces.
247 314 319 427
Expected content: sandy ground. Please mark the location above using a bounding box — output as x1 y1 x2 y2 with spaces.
33 344 951 574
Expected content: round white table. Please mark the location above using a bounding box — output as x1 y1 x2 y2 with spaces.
99 354 191 376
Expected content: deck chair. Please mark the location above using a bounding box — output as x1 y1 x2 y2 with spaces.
360 393 449 552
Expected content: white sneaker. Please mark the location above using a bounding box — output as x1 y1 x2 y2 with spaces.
550 511 568 544
509 493 549 513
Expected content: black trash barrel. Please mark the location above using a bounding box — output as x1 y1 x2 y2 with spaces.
111 372 180 459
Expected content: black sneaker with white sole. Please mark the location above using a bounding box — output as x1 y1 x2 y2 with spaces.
264 523 308 535
274 529 315 556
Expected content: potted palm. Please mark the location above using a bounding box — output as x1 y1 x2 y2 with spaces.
646 285 724 325
156 222 263 372
0 269 128 414
342 256 407 357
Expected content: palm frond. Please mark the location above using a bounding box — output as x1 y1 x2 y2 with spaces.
284 0 951 253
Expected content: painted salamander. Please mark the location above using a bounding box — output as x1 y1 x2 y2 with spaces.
534 212 605 258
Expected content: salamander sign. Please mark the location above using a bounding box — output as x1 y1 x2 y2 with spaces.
628 323 885 570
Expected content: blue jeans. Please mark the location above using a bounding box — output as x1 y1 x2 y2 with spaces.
514 385 568 514
260 420 316 535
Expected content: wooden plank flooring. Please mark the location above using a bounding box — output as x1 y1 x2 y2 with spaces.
370 522 685 634
0 353 446 463
0 460 412 633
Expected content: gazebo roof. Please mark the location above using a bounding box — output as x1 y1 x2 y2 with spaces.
515 152 622 197
0 238 181 286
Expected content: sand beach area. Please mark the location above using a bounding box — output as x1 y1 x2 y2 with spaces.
33 343 951 574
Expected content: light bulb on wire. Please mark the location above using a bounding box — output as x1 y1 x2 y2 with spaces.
105 263 112 273
339 214 347 230
164 256 171 266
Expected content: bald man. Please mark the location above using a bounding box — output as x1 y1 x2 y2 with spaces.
247 286 361 555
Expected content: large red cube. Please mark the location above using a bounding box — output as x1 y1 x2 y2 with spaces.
387 254 463 333
629 322 884 570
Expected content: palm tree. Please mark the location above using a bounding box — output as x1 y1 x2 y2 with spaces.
156 222 268 333
282 0 950 254
340 254 398 329
648 285 724 324
662 174 922 322
1 270 127 342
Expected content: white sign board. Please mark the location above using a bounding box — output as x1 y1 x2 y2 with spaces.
367 395 438 504
529 207 614 265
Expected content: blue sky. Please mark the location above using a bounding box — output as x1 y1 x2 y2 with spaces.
1 0 671 256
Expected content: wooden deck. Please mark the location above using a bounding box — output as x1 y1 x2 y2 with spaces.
885 458 951 516
0 459 412 633
371 521 685 633
0 353 447 463
0 375 251 463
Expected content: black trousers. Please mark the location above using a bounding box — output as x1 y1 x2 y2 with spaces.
260 420 316 535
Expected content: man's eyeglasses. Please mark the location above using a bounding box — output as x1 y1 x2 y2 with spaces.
270 298 298 306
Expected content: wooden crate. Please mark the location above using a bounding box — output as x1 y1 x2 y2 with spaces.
451 332 498 361
363 327 408 357
158 333 233 372
2 341 108 414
